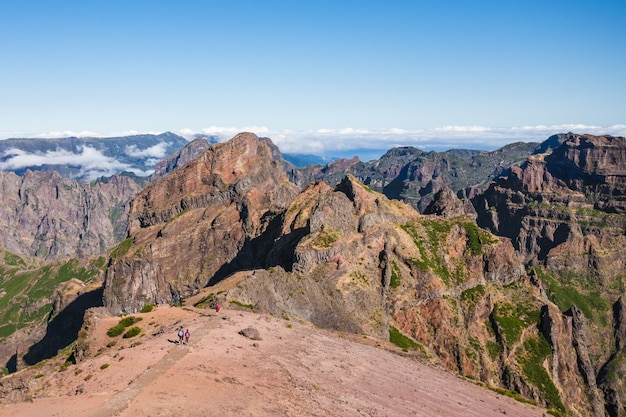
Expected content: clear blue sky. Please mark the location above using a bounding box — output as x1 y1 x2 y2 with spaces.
1 0 625 154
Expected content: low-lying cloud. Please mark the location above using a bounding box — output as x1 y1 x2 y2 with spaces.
183 124 626 158
125 142 170 159
0 145 154 181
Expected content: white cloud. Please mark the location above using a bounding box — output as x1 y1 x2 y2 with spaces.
0 145 139 181
3 124 625 163
125 142 170 159
190 124 626 157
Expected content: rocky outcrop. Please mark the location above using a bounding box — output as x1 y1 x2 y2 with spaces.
474 133 626 416
0 170 141 260
149 137 212 180
424 187 477 219
474 133 626 266
292 141 539 212
103 132 300 313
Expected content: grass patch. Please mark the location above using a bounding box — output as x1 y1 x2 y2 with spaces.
389 326 421 352
123 326 141 338
100 363 109 370
533 267 609 325
491 301 540 346
107 316 142 337
519 335 565 413
230 300 254 309
460 285 485 310
462 222 497 255
311 224 342 249
110 237 134 259
139 303 155 313
489 386 537 406
389 260 402 289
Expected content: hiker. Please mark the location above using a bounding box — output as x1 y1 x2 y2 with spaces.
185 329 190 344
215 303 221 314
178 327 184 345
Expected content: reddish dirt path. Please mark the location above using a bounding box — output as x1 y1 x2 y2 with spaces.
1 305 549 417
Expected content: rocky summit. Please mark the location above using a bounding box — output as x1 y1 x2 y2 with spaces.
103 132 300 313
2 131 626 417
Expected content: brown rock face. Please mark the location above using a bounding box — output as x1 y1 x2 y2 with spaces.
474 133 626 265
103 133 300 313
474 133 626 416
0 170 141 260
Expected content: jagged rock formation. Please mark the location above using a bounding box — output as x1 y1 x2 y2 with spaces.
474 133 626 265
149 137 215 180
292 141 540 212
103 132 588 414
0 170 142 260
4 131 626 417
424 187 477 218
474 133 626 416
103 132 300 312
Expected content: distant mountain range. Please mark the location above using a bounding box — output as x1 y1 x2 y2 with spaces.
0 132 192 181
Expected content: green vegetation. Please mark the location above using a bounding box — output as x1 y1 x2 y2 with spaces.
489 386 537 406
462 222 497 255
110 237 134 259
400 219 452 285
139 303 155 313
519 335 565 413
311 224 342 249
194 293 217 309
4 251 26 267
486 340 502 360
0 255 104 341
533 267 609 325
491 301 540 346
123 326 141 338
389 260 402 289
389 326 422 352
100 363 109 370
106 316 142 337
460 285 485 310
400 218 497 287
230 300 254 309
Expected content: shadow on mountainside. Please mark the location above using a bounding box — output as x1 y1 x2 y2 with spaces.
207 212 309 287
10 287 104 370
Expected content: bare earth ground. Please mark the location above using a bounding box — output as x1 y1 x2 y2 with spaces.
1 305 549 417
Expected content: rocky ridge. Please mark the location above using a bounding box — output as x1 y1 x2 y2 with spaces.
2 131 626 416
101 132 602 415
0 170 142 260
473 133 626 416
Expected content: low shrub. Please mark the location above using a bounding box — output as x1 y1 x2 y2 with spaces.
123 326 141 338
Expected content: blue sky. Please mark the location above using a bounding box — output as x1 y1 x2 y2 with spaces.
1 0 625 157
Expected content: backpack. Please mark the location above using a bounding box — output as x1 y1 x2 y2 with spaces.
185 330 190 338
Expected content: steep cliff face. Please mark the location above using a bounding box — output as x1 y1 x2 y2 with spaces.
214 173 595 413
103 132 300 313
473 133 626 416
148 137 213 180
0 170 141 260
